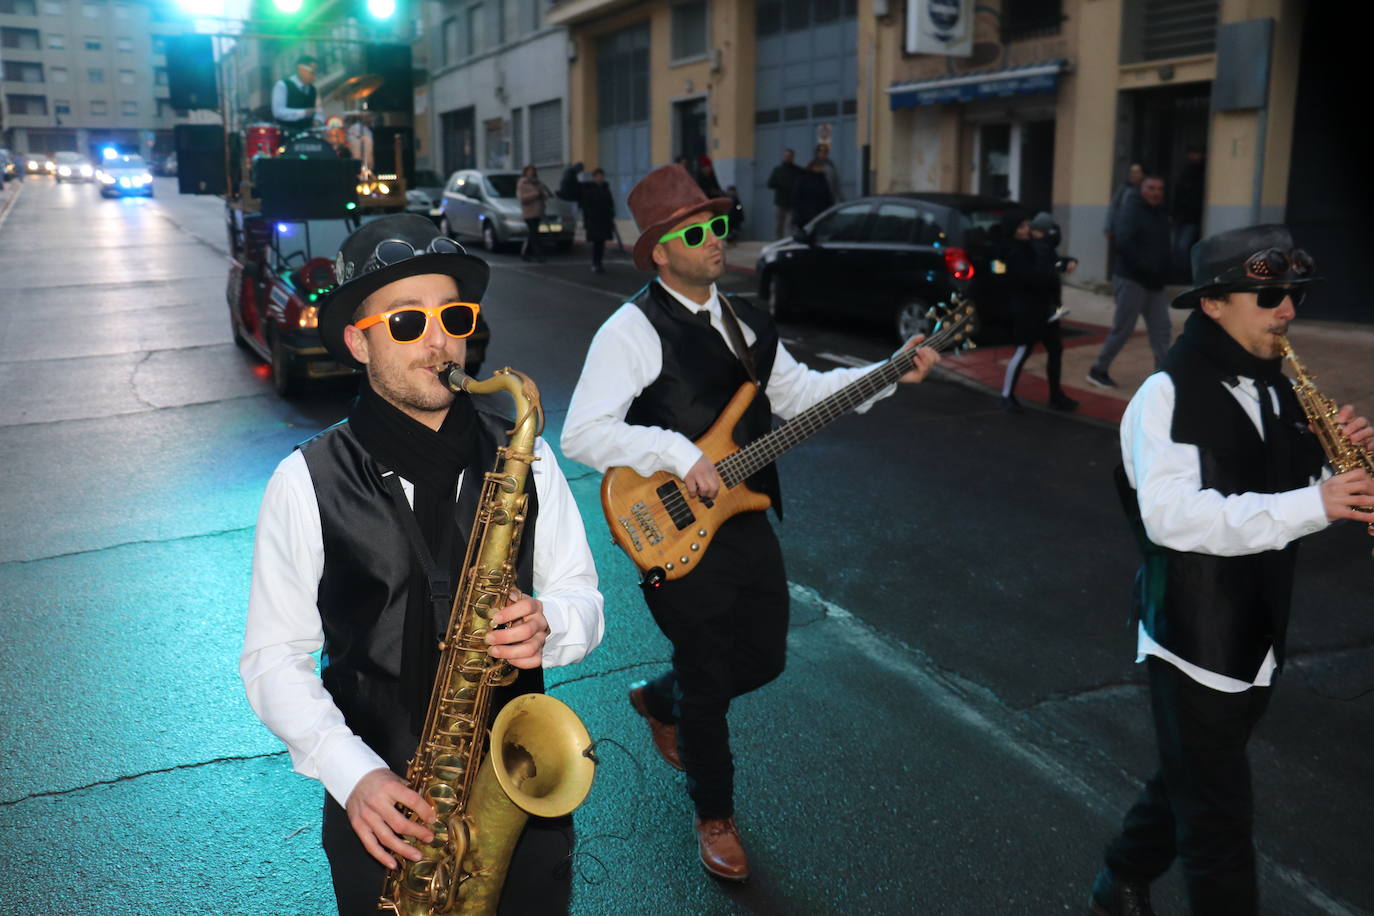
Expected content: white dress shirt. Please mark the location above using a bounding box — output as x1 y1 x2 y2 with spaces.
271 75 321 124
562 279 897 476
240 435 604 808
1120 371 1329 691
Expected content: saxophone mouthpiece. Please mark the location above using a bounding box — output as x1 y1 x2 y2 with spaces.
438 362 469 393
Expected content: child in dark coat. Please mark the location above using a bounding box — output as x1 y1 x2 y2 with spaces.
999 211 1079 412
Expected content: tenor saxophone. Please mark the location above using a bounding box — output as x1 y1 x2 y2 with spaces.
1278 336 1374 555
380 366 597 916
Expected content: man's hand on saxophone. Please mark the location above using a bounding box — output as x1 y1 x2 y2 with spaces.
1332 403 1373 448
1318 404 1374 524
345 768 436 869
486 589 552 669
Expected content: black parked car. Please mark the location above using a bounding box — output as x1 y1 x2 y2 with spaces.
756 192 1026 342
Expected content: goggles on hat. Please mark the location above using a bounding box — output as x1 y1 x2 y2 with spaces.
659 214 730 249
1212 247 1314 286
363 236 466 273
352 301 481 342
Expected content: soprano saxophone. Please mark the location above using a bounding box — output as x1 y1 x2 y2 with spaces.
380 366 597 916
1278 336 1374 555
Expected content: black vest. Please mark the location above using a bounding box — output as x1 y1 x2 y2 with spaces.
1116 345 1324 680
279 77 316 131
625 281 783 515
300 411 542 775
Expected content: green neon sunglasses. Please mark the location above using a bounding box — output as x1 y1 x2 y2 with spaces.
659 214 730 248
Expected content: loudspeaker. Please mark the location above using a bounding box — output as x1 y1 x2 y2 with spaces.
166 35 218 111
372 126 414 181
174 124 226 195
252 157 360 220
364 44 413 112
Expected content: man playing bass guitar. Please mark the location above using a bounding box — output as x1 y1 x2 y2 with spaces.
561 164 939 882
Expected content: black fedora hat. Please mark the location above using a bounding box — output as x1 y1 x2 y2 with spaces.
1171 223 1316 309
319 213 490 369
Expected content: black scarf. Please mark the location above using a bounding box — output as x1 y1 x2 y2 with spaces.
348 379 478 729
1171 309 1305 490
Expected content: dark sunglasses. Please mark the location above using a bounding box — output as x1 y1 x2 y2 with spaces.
365 236 465 272
659 215 730 248
352 301 481 342
1254 287 1305 310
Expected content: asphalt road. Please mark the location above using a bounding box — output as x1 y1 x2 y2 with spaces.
1 177 1371 915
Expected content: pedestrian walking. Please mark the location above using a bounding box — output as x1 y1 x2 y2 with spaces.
557 161 585 240
582 167 615 274
517 164 550 262
724 185 745 241
766 149 803 239
1088 174 1173 388
814 143 842 203
560 163 939 885
792 158 834 230
240 213 605 915
696 156 724 198
1104 162 1144 241
1089 224 1373 916
1171 147 1206 281
999 211 1079 411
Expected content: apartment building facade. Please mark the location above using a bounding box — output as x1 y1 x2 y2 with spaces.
1 0 193 160
416 0 569 186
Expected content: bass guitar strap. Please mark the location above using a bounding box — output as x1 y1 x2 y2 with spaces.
718 297 759 385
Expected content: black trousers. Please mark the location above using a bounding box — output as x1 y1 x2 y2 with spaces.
522 219 543 258
1001 321 1064 399
322 795 573 916
638 511 790 820
1104 657 1273 915
590 239 606 268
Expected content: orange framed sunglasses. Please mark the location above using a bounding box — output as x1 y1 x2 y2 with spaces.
352 302 481 342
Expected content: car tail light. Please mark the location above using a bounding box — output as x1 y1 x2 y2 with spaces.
944 246 974 281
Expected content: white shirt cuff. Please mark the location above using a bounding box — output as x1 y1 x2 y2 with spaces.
315 734 390 809
1277 483 1330 539
666 436 706 480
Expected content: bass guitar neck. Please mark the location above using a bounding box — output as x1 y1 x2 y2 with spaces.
600 298 976 584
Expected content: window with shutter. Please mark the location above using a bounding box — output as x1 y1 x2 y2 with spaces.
528 98 562 167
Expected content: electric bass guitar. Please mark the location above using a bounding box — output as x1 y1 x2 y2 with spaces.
601 298 977 585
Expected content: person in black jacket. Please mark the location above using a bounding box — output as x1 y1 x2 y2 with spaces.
1088 174 1173 389
765 149 803 239
791 159 833 231
581 168 615 274
998 211 1078 411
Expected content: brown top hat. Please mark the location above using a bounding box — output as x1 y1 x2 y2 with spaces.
628 164 734 271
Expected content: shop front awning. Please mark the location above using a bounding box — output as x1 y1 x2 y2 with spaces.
886 60 1070 110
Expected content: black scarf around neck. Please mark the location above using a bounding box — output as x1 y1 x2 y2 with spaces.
1176 308 1288 386
349 379 478 729
1169 309 1314 491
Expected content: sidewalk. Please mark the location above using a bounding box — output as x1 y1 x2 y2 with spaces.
718 237 1373 427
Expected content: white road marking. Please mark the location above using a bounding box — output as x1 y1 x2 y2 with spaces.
815 351 869 368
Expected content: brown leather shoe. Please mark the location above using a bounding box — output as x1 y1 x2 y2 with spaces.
628 681 684 771
695 816 749 882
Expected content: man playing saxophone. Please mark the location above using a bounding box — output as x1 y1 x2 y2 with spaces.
1090 225 1373 916
241 214 604 915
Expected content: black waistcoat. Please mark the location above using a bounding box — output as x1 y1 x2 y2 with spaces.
300 410 542 775
625 281 783 516
1116 347 1324 680
279 77 316 131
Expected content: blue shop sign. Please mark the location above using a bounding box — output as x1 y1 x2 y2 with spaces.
890 70 1061 109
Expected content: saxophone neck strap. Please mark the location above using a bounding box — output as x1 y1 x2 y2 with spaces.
378 465 454 612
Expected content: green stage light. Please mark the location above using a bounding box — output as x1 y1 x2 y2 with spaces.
367 0 396 18
274 0 303 12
